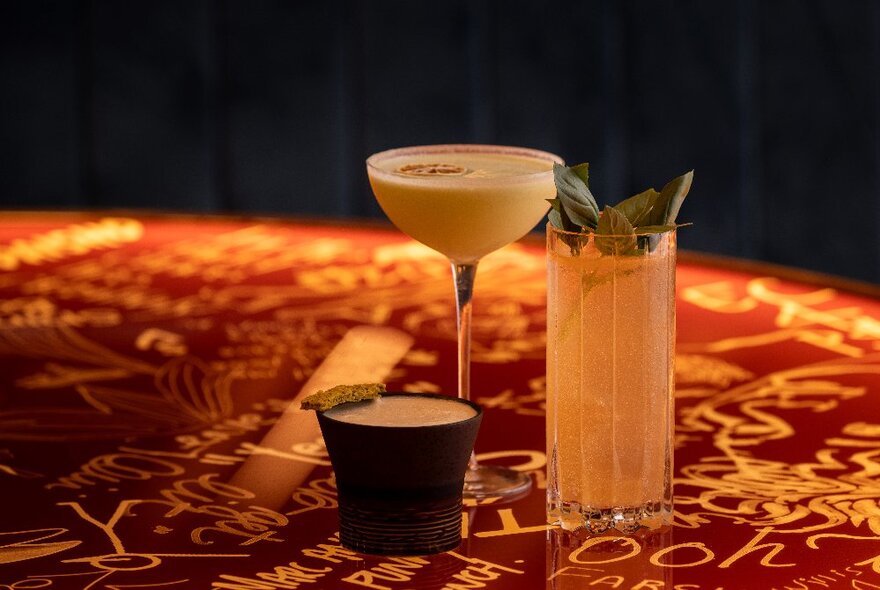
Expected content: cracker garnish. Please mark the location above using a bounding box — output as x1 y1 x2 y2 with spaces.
300 383 386 412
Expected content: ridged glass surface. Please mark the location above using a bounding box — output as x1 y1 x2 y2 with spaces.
546 227 676 532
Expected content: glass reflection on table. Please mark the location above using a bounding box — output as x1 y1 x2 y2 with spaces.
547 527 675 589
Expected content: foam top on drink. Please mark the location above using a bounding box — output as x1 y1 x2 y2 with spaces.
374 151 553 181
366 145 560 263
324 395 477 427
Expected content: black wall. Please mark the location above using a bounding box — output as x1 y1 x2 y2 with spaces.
2 1 879 283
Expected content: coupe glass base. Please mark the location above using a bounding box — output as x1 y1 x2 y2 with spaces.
463 464 532 502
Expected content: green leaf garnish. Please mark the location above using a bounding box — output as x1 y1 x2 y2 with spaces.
595 205 637 255
570 162 590 186
547 197 580 234
552 163 599 230
652 170 694 226
613 188 662 227
548 163 694 255
633 224 677 235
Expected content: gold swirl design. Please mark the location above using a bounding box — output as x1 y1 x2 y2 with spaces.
675 354 754 388
154 356 234 424
0 365 234 442
0 299 155 375
675 355 880 534
0 528 80 564
0 217 142 272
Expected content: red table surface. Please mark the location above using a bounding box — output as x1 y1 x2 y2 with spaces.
0 213 879 590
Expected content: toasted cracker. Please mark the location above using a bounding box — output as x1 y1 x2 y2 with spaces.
300 383 386 412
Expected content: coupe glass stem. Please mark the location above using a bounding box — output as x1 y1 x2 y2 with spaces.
451 261 480 471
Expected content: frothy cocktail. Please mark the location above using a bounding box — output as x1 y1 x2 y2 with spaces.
367 144 561 502
367 145 559 263
316 392 482 555
325 395 478 427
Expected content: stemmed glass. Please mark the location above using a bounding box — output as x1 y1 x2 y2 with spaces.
366 144 562 500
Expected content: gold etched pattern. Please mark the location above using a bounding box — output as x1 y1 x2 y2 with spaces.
0 216 879 589
676 356 880 535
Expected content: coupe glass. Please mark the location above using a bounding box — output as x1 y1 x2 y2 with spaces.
367 144 562 500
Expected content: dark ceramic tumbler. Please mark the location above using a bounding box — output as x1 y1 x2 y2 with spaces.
316 392 482 555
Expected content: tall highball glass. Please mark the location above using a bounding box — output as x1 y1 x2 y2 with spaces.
546 224 676 532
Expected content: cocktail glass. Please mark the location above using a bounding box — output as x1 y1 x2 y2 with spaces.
367 144 562 500
546 224 676 532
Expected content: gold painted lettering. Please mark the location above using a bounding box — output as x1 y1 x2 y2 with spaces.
301 542 361 564
589 575 624 587
546 566 604 581
0 218 142 270
286 477 338 517
473 508 551 538
153 474 256 517
349 565 410 582
340 572 391 590
158 477 218 514
213 576 291 590
118 445 200 460
18 362 128 389
854 554 880 575
796 330 863 357
804 575 831 587
395 556 430 565
808 536 880 574
341 557 429 587
136 328 187 356
847 566 865 576
568 537 641 565
58 500 139 554
256 563 330 586
47 452 186 490
0 527 80 564
172 414 269 454
285 489 337 516
649 542 715 568
716 527 795 569
191 505 288 546
442 575 485 589
453 567 496 583
115 474 289 546
446 552 524 574
681 281 757 313
193 473 256 499
47 469 116 491
442 551 525 589
213 570 324 590
631 580 666 590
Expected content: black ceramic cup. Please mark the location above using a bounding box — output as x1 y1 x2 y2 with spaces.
316 392 483 555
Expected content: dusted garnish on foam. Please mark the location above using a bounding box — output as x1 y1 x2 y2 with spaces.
300 383 386 412
395 163 468 176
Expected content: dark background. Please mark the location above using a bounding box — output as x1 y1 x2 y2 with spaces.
2 1 879 283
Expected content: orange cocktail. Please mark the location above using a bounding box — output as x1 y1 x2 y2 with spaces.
546 226 676 533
